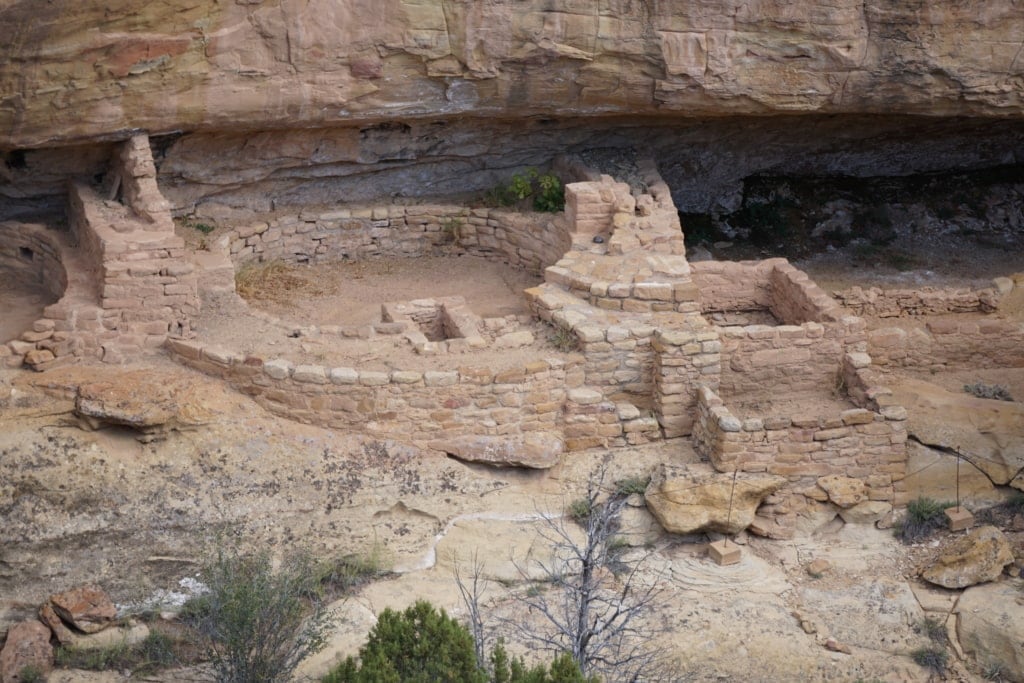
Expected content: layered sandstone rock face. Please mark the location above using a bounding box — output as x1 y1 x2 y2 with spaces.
2 0 1023 149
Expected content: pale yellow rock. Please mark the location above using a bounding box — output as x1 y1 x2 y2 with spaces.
645 463 786 534
922 525 1014 589
903 441 1005 505
892 378 1024 485
816 475 867 509
957 581 1024 682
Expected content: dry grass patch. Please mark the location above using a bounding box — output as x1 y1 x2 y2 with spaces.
235 261 331 303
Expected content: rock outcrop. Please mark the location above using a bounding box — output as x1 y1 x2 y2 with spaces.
645 463 786 534
0 620 52 683
957 581 1024 682
892 378 1024 487
429 433 564 469
2 1 1023 149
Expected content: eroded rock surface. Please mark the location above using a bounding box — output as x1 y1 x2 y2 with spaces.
0 620 53 683
645 463 786 534
429 433 564 469
957 581 1024 682
3 1 1023 149
922 525 1015 589
892 378 1024 487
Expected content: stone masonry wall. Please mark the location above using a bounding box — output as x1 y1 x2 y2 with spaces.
692 385 908 503
228 204 570 275
653 324 722 438
690 260 774 314
867 319 1024 370
717 320 860 403
3 135 199 368
164 338 661 450
691 258 842 323
834 285 1003 317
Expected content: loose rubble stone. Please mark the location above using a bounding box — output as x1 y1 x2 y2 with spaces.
816 475 868 508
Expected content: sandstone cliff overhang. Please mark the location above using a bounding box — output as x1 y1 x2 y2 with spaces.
2 0 1023 149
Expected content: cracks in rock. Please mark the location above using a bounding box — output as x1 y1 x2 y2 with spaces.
905 434 1001 489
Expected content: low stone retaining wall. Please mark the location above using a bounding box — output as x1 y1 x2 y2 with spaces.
834 285 1003 317
227 204 570 275
165 338 663 450
868 318 1024 370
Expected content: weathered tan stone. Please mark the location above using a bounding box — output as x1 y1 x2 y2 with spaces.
838 501 892 525
921 525 1014 589
645 463 786 534
816 475 868 508
957 582 1024 681
892 378 1024 485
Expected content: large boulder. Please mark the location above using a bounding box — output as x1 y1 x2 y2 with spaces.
0 620 53 683
921 525 1015 589
428 433 563 469
48 585 117 634
645 464 786 534
73 372 217 442
892 378 1024 486
957 581 1024 682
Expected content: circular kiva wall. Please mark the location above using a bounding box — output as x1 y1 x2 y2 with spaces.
0 221 67 344
222 203 572 277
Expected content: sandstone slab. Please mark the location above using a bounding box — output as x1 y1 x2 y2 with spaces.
429 433 563 469
902 440 1003 505
838 501 892 525
892 378 1024 486
922 525 1014 589
645 463 786 534
957 581 1024 682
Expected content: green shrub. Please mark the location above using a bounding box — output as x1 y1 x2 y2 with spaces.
316 546 389 598
491 642 595 683
534 173 564 213
567 498 593 525
896 497 951 543
911 646 948 676
324 600 483 682
486 169 565 213
614 476 650 497
185 549 332 683
17 665 44 683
